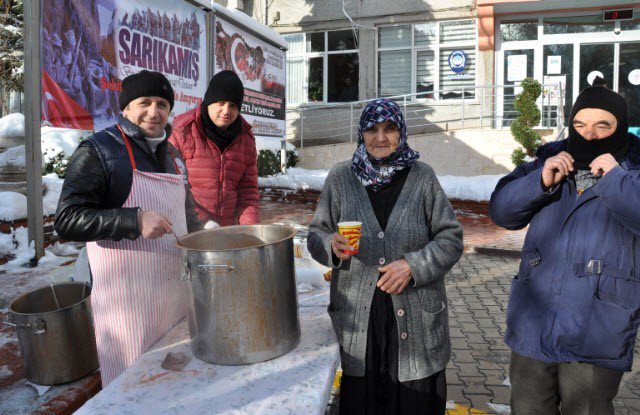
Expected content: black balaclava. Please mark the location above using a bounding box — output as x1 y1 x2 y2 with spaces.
566 77 629 170
200 70 245 152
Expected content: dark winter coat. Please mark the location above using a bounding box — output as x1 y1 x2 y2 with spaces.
55 116 202 242
489 133 640 372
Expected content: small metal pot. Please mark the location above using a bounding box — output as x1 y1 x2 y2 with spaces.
7 282 99 385
179 224 301 365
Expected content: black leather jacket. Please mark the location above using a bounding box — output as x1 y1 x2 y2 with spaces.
54 116 203 242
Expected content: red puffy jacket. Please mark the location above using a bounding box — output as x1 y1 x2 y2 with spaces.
170 107 260 226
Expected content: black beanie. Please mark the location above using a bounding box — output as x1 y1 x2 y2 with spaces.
202 70 244 108
119 70 175 110
566 77 630 169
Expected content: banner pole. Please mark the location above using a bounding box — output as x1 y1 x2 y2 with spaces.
24 0 45 262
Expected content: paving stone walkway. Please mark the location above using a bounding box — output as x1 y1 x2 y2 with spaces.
260 200 639 414
444 254 640 414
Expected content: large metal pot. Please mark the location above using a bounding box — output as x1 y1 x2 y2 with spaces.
8 282 99 385
179 224 301 365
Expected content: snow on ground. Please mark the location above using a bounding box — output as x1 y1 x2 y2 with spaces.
0 174 64 221
0 113 86 167
0 144 25 168
42 174 64 215
41 126 86 162
437 175 504 202
0 113 83 221
0 192 27 221
0 226 76 274
258 167 329 191
259 168 503 202
0 113 24 137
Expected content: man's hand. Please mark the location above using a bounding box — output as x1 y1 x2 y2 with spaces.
331 233 355 261
541 151 574 189
590 153 619 177
138 210 173 239
377 259 412 295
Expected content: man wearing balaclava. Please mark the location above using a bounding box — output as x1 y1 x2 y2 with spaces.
170 70 259 226
489 78 640 415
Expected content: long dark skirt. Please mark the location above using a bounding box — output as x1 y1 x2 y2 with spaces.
339 288 447 415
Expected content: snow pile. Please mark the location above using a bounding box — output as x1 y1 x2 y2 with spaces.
0 227 74 273
255 137 295 152
0 113 25 137
0 113 85 167
258 168 503 202
43 174 64 216
0 144 25 168
0 175 63 221
41 126 85 164
297 282 315 293
0 192 27 221
258 167 328 191
437 175 503 202
0 227 33 269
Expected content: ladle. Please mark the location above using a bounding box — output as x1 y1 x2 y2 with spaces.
171 231 183 247
50 283 61 311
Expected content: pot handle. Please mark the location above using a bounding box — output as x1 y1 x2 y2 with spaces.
33 320 46 335
197 264 235 273
4 316 46 335
179 258 192 281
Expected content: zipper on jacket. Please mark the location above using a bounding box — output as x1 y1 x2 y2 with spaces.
217 130 244 218
218 154 225 217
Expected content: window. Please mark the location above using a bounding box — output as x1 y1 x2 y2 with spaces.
500 21 538 42
544 14 614 34
378 20 477 100
283 30 359 105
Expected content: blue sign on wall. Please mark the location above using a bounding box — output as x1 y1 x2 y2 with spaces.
448 50 468 74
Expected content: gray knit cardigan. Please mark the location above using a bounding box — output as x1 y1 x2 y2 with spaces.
307 160 463 382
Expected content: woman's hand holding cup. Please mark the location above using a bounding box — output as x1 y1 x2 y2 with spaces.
331 233 355 260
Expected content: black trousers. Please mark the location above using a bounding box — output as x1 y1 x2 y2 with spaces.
510 351 623 415
339 287 447 415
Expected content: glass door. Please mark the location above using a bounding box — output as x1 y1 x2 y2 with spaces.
618 42 640 128
579 43 614 89
502 49 535 127
543 44 573 127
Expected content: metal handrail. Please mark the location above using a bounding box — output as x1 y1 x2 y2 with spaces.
287 83 565 147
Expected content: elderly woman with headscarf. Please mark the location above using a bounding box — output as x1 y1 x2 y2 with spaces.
307 99 463 415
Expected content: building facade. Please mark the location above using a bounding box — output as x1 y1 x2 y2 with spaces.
221 0 640 137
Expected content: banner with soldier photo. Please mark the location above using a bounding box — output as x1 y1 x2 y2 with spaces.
214 17 286 138
42 0 207 131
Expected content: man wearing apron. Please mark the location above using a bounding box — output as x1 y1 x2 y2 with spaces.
55 70 203 386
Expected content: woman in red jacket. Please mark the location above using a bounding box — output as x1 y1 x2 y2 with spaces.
170 70 260 226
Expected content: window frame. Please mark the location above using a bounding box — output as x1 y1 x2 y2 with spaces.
283 30 359 106
376 19 478 103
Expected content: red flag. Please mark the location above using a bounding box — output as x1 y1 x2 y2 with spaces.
42 70 94 130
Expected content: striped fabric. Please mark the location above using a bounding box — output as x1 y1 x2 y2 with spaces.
86 137 188 387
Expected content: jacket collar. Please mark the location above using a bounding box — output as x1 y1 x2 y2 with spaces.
116 114 172 142
114 115 172 159
193 106 253 140
535 133 640 169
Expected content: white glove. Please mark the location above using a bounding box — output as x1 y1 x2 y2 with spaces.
204 220 220 229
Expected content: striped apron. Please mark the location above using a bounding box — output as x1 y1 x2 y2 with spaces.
86 127 188 386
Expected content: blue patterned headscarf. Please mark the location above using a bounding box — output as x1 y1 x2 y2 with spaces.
351 99 419 192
